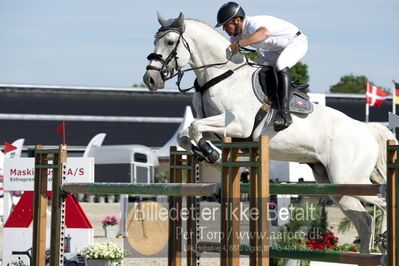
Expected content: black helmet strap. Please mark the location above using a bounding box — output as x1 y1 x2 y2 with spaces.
233 19 240 36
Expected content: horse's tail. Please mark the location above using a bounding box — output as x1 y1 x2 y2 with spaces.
367 123 397 184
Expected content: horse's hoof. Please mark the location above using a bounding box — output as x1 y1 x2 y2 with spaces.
191 144 205 161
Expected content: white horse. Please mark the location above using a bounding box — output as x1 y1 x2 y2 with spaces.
143 12 395 254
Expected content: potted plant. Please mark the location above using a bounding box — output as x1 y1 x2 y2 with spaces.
80 241 124 265
102 215 119 238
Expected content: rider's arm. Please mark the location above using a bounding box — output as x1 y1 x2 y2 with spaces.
239 26 269 46
229 26 269 54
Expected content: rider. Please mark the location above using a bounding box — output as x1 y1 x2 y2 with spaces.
215 2 308 131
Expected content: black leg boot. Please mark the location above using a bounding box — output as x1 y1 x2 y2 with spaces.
274 67 293 131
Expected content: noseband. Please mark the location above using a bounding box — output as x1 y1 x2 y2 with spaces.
146 29 191 82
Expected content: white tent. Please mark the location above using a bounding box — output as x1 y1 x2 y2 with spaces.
83 133 107 157
156 105 194 161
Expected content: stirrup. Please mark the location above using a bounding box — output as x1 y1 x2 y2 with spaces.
274 111 292 131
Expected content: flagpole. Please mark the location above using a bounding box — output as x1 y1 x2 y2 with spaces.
62 121 66 145
393 80 396 115
365 80 369 123
393 80 397 138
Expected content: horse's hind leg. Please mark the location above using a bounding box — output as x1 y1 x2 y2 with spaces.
331 195 373 253
308 163 373 254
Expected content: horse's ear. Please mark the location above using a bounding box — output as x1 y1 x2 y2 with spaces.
177 12 185 26
157 11 166 26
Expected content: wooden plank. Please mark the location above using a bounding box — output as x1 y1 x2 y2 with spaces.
32 145 48 266
221 137 231 266
168 147 184 266
186 155 195 266
50 144 67 266
168 147 179 266
231 145 241 266
174 154 183 266
258 136 270 266
249 136 270 266
250 144 259 266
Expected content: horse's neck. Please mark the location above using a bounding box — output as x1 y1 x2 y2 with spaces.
185 20 245 83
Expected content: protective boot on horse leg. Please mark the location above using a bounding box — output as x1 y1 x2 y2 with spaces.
274 67 293 131
177 130 220 163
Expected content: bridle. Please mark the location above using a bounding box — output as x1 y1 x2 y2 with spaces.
146 29 191 84
146 27 240 92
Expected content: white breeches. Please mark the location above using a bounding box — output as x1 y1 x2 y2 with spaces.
257 34 308 71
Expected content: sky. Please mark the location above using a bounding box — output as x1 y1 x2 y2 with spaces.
0 0 398 94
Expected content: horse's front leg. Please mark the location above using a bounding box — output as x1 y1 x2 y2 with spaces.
177 126 220 163
188 113 252 163
177 127 194 152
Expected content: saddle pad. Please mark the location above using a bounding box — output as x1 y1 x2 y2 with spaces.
252 68 313 115
290 94 313 114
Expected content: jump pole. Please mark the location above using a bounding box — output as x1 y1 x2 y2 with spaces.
197 243 383 265
62 182 218 196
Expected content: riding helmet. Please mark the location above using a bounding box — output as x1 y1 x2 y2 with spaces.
215 2 245 27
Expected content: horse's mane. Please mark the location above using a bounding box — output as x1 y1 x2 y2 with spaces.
185 18 226 39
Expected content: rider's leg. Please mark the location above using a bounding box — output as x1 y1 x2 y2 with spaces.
274 67 292 131
273 36 308 131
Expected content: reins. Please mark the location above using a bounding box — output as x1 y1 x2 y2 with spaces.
146 27 266 93
146 28 263 92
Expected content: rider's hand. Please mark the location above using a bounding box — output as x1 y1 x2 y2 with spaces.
229 41 240 55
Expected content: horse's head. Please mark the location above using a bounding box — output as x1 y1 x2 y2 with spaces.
143 12 192 91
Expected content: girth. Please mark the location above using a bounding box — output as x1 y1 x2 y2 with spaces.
193 68 269 142
193 70 234 120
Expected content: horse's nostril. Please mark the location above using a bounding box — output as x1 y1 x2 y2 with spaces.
149 77 155 85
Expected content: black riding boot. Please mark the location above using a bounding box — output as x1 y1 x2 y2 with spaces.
274 67 293 131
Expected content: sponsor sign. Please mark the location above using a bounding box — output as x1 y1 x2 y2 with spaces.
3 157 94 191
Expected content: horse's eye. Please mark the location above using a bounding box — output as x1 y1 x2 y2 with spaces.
167 40 174 46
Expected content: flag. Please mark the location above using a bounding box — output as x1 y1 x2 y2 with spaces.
4 142 17 154
394 80 399 105
366 81 389 107
56 121 66 144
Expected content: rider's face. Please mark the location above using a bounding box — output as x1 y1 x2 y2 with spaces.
223 20 237 36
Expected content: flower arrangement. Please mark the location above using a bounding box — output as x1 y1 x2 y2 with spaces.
80 241 124 264
306 230 339 250
101 215 119 228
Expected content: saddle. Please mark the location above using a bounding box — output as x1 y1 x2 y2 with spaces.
255 66 313 115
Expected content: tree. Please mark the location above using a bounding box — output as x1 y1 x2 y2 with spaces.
330 74 390 94
132 83 146 88
290 62 309 84
329 75 367 94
